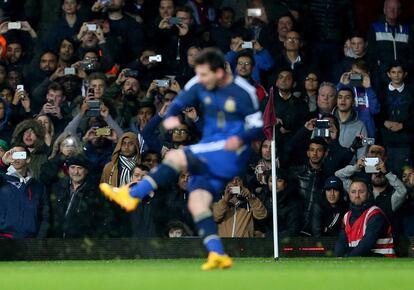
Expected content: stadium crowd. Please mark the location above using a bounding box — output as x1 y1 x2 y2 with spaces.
0 0 414 255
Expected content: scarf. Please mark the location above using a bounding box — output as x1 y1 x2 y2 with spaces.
119 155 137 186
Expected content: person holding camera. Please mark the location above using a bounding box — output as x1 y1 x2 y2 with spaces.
213 176 267 238
0 145 49 239
335 150 407 234
9 86 32 126
337 59 380 138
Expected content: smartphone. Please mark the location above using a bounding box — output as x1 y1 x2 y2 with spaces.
12 151 27 160
349 73 363 87
87 87 95 98
16 85 24 92
362 137 375 146
314 120 330 138
47 99 55 106
168 17 182 25
64 67 76 75
86 23 97 31
149 55 162 62
124 70 139 77
365 157 380 173
95 127 111 137
155 79 170 88
8 22 21 30
247 8 262 17
241 42 253 49
230 186 241 195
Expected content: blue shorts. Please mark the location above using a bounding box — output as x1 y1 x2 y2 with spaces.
183 140 250 200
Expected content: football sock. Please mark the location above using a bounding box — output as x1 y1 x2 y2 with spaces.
130 160 179 199
195 211 225 255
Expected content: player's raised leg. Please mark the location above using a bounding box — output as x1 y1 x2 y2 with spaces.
188 189 233 270
100 149 187 211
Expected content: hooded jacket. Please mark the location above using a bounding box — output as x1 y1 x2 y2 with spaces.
11 119 50 180
101 132 140 186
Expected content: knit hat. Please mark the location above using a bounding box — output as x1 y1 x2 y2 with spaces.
0 139 9 151
67 154 90 170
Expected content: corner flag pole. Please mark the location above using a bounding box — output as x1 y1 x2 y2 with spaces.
271 125 279 260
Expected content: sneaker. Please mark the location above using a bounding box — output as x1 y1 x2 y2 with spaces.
201 252 233 270
99 183 139 212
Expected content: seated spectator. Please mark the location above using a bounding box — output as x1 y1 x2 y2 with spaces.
213 176 267 237
333 87 367 159
0 145 49 239
337 59 380 138
268 14 294 57
312 176 348 237
49 154 102 238
101 132 140 186
11 119 50 180
256 169 301 238
379 62 414 177
252 139 271 190
335 178 395 257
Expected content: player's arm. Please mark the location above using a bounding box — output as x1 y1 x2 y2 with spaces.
164 77 199 119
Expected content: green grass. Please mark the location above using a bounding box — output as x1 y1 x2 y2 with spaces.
0 258 412 290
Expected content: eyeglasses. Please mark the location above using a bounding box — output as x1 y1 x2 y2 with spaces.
237 61 252 66
286 37 301 42
172 129 188 135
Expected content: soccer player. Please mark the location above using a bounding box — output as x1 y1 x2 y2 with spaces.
100 48 263 270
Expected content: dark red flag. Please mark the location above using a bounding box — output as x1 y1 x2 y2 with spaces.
262 87 276 140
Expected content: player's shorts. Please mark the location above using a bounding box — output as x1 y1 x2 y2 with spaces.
183 140 250 200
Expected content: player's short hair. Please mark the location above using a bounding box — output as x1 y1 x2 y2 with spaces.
194 47 226 72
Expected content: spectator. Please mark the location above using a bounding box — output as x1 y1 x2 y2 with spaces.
256 169 301 238
225 36 273 84
367 0 414 88
313 82 337 117
101 132 140 186
312 176 348 237
213 176 267 237
302 71 319 114
141 150 161 170
0 96 12 142
49 154 102 238
333 87 367 159
36 114 55 147
0 145 49 239
209 7 236 53
11 119 49 180
0 139 9 159
337 59 381 138
289 137 328 235
379 63 414 176
335 178 395 257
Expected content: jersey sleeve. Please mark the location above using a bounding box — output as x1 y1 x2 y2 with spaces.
164 76 200 118
234 77 264 143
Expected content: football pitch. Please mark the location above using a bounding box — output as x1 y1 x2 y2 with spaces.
0 258 412 290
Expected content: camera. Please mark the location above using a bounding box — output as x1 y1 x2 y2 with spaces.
86 23 97 31
365 157 380 173
247 8 262 17
8 22 21 30
155 79 170 88
230 186 241 195
149 55 162 62
241 42 253 49
362 137 375 146
99 0 112 6
95 127 111 137
349 73 363 87
64 67 76 76
12 151 27 160
81 61 97 71
314 120 330 138
168 17 182 25
124 70 139 78
47 99 55 106
86 99 101 117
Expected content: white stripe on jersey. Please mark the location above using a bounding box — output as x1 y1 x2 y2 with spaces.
184 75 200 91
234 76 259 110
189 140 226 154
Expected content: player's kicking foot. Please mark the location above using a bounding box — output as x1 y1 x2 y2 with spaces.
99 183 140 212
201 252 233 270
